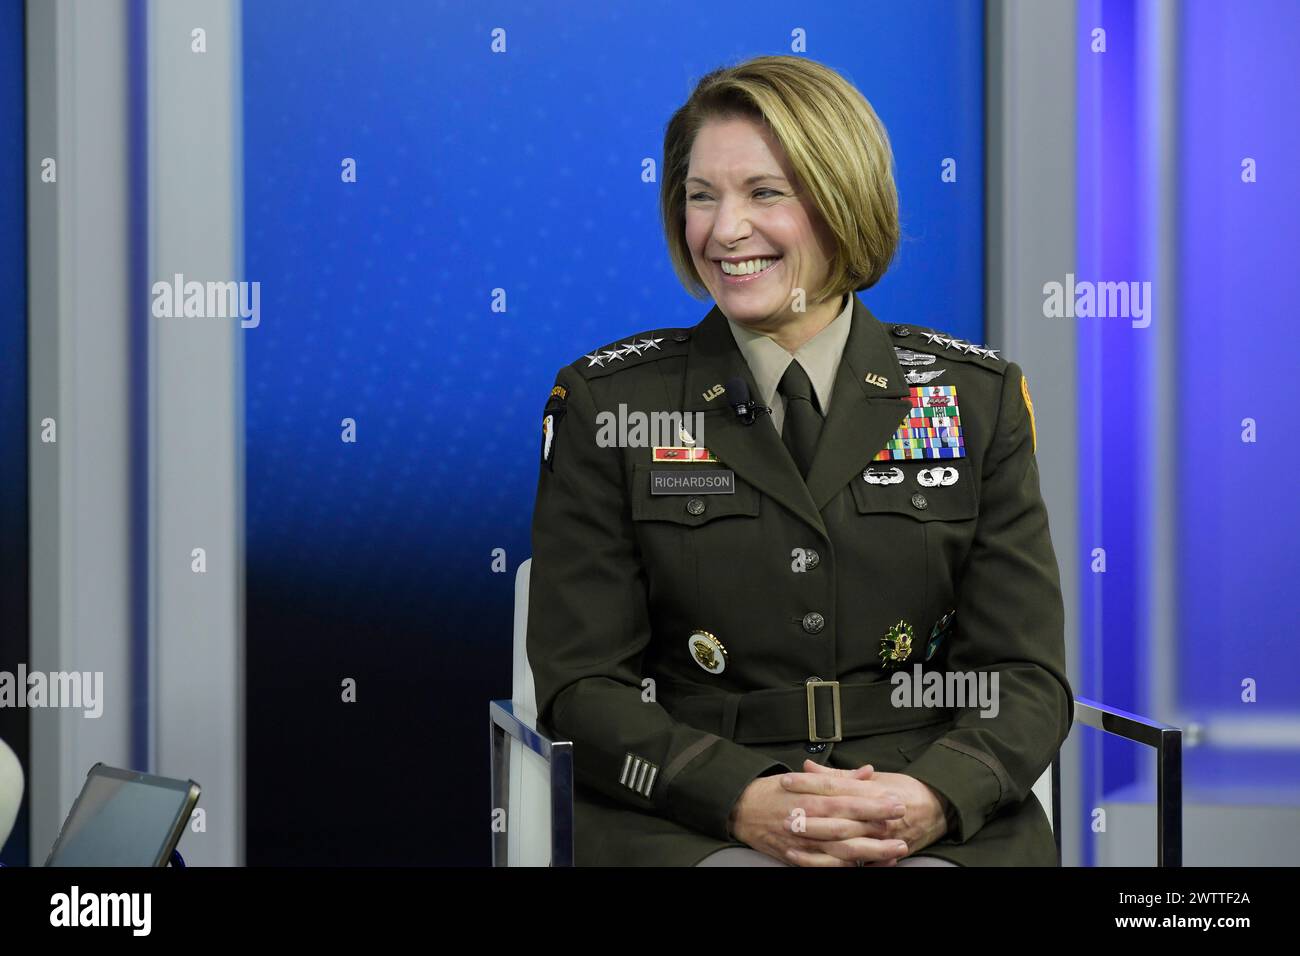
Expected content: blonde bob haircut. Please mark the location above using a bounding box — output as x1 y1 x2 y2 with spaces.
660 55 900 304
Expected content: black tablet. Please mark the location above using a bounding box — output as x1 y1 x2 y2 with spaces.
44 763 200 867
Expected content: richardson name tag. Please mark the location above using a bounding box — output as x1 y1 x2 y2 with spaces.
650 469 736 495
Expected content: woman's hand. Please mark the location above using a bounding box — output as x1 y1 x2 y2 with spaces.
727 763 913 867
777 761 951 866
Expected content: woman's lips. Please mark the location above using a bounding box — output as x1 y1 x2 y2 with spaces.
718 258 782 285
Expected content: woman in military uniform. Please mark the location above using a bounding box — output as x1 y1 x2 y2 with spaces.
527 55 1072 866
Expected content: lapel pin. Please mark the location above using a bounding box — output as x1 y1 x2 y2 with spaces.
702 383 726 402
864 372 889 389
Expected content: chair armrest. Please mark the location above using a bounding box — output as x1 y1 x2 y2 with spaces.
489 699 575 867
1074 696 1182 867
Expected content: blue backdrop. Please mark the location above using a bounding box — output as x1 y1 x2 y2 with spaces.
241 0 985 863
0 0 27 867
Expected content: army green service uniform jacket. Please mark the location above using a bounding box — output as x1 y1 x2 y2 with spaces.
526 294 1073 866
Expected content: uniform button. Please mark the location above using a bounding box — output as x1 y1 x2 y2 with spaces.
802 612 825 634
672 332 689 342
803 548 820 570
911 492 929 511
891 325 911 337
685 497 706 516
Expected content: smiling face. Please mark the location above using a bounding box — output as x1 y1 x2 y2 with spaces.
684 115 842 342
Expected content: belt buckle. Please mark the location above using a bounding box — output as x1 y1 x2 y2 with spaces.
805 679 842 742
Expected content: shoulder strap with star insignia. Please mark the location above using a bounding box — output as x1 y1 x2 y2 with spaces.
574 329 691 381
887 323 1008 373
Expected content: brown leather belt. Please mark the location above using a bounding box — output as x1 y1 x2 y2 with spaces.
664 678 955 745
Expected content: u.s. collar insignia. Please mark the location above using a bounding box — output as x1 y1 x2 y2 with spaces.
879 620 915 670
688 630 727 675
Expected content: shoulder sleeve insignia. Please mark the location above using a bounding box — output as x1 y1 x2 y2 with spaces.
541 384 568 471
1021 374 1037 453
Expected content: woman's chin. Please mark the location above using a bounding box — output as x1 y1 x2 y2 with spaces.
715 290 787 323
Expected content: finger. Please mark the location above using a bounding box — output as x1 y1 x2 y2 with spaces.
802 760 876 779
781 775 907 820
784 847 858 868
785 814 901 842
817 837 911 865
781 772 899 799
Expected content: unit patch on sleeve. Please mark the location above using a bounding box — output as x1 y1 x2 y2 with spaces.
541 384 567 471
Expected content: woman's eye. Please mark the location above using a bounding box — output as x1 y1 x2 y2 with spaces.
687 189 780 202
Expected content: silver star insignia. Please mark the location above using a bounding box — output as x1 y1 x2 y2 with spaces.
968 346 988 358
584 352 605 368
934 335 953 348
602 349 625 362
921 332 942 344
618 341 642 357
638 336 664 351
983 348 1000 361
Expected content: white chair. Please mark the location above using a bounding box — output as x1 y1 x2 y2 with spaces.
489 558 572 866
0 737 23 855
490 558 1182 866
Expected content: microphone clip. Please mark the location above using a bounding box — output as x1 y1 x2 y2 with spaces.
733 401 771 426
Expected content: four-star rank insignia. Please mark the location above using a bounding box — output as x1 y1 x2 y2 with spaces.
541 384 567 471
879 619 916 670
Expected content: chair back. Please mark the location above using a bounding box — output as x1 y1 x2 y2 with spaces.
508 558 554 866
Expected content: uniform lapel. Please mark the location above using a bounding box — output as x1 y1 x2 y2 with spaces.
683 306 826 536
804 296 912 511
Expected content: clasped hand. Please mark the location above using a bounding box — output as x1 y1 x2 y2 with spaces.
728 761 949 867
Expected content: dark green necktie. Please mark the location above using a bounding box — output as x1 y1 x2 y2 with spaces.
778 359 824 477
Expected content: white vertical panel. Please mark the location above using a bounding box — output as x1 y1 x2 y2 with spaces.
147 0 244 867
986 0 1081 865
26 0 136 861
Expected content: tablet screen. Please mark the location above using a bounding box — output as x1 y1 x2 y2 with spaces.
45 766 196 867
